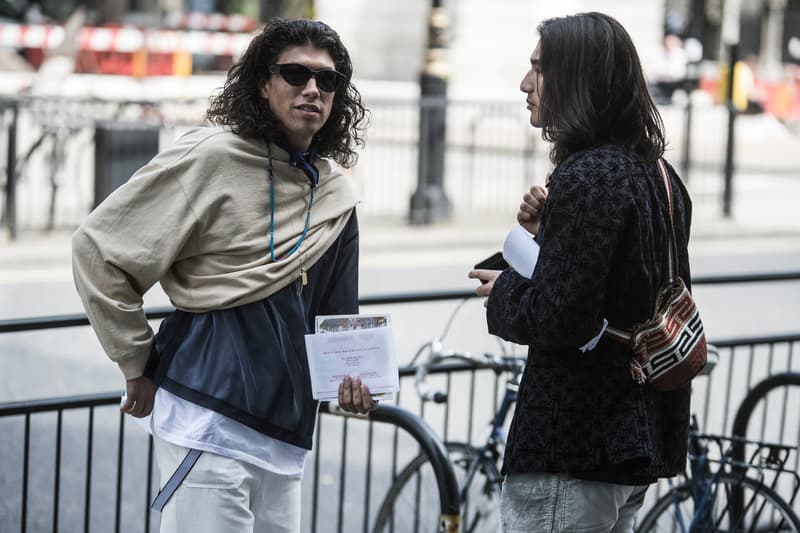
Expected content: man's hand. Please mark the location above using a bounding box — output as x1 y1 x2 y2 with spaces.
121 376 156 418
468 269 502 306
338 375 378 414
517 184 548 235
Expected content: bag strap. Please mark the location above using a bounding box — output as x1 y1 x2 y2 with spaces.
658 159 680 285
605 159 677 344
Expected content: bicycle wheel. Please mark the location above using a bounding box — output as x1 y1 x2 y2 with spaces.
636 473 800 532
373 442 502 533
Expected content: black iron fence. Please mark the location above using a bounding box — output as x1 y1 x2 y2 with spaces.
3 93 797 237
1 272 800 532
0 393 461 533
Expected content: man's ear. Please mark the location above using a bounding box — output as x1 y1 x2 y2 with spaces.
259 80 269 100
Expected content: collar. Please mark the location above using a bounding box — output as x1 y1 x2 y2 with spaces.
275 135 320 188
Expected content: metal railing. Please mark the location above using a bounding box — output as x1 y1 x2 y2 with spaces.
1 271 800 532
0 392 139 533
0 393 460 533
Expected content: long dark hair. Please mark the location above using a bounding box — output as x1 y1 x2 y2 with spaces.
206 18 368 167
536 12 665 165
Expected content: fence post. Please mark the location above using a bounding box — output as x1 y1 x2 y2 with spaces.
681 88 693 183
723 43 738 217
3 97 18 241
409 0 451 225
721 0 741 218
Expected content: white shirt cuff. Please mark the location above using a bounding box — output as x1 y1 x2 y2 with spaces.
579 318 608 353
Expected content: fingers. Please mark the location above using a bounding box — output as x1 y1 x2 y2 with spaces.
121 392 153 418
121 377 155 418
517 184 548 235
519 195 538 215
475 278 495 298
468 269 498 306
350 376 365 409
468 268 499 281
530 184 548 202
519 186 547 217
338 375 378 415
480 279 494 293
517 210 536 230
357 379 378 412
525 184 547 203
120 395 136 413
136 392 153 417
338 375 352 407
121 396 152 418
468 270 498 297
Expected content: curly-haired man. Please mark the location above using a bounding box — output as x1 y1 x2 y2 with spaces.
73 18 371 533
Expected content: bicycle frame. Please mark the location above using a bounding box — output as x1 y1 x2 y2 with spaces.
489 387 517 442
479 357 523 460
457 367 520 506
664 420 800 533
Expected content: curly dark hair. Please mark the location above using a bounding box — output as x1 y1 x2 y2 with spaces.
206 18 368 167
536 12 665 165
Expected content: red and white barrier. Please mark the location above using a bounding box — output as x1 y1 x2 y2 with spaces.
0 23 254 56
163 12 258 33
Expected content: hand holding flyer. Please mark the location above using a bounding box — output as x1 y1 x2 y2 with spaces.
304 314 399 401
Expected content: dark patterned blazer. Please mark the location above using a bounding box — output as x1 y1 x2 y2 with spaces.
487 144 693 484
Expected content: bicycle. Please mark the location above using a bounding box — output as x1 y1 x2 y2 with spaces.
373 302 800 533
635 353 800 532
373 299 522 533
635 418 800 531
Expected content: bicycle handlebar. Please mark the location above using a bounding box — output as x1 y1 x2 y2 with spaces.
413 339 524 403
414 341 717 405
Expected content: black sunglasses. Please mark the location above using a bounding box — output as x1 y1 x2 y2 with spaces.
269 63 346 93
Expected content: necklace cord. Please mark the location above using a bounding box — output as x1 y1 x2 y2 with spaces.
267 144 315 262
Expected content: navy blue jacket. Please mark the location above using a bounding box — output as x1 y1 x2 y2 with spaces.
147 211 359 450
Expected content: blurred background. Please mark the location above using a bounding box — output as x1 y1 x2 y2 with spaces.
0 0 798 233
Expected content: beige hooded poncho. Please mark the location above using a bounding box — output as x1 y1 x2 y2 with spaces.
72 126 359 380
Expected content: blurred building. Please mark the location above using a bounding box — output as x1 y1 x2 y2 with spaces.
664 0 799 68
0 0 797 100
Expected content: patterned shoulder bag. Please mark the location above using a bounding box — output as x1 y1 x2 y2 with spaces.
605 159 708 391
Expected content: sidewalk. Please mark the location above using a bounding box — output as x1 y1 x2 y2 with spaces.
2 185 799 285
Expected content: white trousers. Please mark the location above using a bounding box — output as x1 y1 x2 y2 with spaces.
154 436 301 533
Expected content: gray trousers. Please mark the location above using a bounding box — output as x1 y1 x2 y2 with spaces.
501 472 649 533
